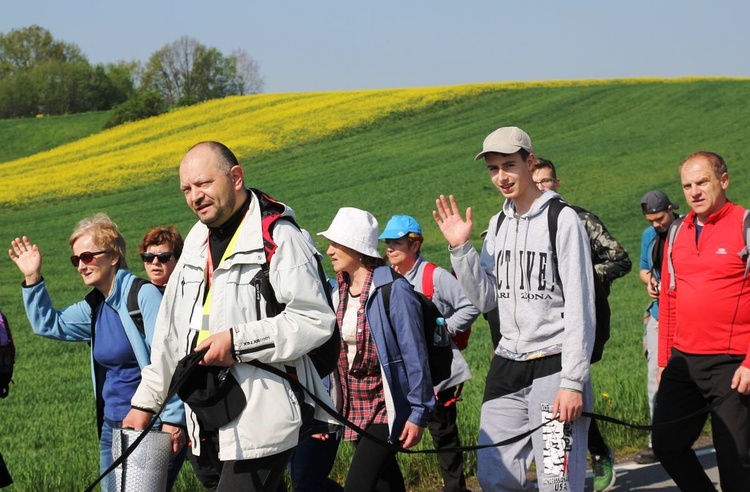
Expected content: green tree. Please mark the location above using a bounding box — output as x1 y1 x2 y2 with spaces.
142 36 263 107
0 25 85 79
104 90 164 128
0 25 138 118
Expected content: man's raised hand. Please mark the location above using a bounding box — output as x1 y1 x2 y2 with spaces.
433 195 473 248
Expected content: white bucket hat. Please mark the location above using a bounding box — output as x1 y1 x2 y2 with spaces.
318 207 381 258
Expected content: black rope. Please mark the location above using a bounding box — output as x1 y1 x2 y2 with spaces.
251 360 735 455
86 353 736 490
84 349 207 492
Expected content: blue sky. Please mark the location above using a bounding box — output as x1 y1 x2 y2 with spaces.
2 0 748 94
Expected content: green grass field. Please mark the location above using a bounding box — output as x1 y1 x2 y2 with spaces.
0 111 110 164
1 78 749 490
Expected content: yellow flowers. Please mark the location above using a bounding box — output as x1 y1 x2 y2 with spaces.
1 77 733 206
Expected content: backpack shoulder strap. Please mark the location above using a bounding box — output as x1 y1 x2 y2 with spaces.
666 216 685 291
421 262 438 301
382 269 395 321
547 197 567 296
254 188 299 270
744 210 750 277
127 277 151 336
493 211 507 237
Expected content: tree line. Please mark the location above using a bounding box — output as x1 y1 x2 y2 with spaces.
0 25 264 127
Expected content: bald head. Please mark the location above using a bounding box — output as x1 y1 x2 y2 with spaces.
180 142 247 227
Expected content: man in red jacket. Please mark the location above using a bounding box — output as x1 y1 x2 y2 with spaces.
654 151 750 492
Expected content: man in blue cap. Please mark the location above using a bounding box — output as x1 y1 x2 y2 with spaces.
379 215 479 492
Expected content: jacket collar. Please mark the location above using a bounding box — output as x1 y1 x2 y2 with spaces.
502 190 562 219
371 265 396 289
84 268 130 309
180 189 295 268
684 200 733 227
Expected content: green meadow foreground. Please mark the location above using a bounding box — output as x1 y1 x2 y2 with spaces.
1 78 749 490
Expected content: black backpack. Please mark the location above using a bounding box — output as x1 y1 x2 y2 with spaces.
0 310 15 399
126 277 151 335
381 269 453 387
494 198 611 363
251 189 341 378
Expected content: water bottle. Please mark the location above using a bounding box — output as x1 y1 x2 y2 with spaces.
434 317 450 347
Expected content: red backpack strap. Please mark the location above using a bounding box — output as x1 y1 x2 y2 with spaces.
421 262 438 300
253 188 293 265
440 383 464 407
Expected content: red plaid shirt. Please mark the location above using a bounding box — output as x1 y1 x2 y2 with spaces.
336 270 387 441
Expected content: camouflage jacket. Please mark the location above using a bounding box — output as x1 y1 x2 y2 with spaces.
572 205 632 291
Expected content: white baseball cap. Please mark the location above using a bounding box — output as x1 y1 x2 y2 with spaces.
475 126 533 161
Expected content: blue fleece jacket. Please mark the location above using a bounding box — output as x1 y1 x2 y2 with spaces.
21 268 185 432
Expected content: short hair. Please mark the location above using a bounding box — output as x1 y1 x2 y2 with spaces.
140 226 184 259
532 158 557 179
681 151 728 179
69 213 128 270
188 141 240 175
483 148 531 162
406 232 423 255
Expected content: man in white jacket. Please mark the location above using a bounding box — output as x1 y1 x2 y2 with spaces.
123 141 336 491
433 127 596 491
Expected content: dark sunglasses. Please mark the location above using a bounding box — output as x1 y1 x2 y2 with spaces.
141 252 174 264
70 250 108 267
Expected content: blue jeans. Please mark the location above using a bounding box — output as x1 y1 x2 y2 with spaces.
101 418 186 491
289 433 342 492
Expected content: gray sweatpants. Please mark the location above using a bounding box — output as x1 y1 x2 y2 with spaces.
643 313 659 447
477 368 592 491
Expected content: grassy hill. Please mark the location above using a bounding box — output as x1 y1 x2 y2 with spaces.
1 77 748 490
0 111 110 164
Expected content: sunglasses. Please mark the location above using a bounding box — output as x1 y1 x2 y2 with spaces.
70 250 108 267
141 252 174 264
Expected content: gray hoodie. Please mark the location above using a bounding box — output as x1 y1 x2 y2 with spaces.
450 191 595 392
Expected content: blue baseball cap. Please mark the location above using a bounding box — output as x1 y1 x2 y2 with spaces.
379 215 422 239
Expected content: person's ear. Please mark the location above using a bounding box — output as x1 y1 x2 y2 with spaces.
410 240 422 255
230 165 244 190
526 153 536 171
720 172 729 190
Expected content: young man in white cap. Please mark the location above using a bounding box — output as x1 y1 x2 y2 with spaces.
636 189 680 466
379 214 479 492
433 126 596 491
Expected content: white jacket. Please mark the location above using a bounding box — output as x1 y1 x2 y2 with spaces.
132 190 337 460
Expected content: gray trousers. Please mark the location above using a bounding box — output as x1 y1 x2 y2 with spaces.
477 359 592 491
643 314 659 446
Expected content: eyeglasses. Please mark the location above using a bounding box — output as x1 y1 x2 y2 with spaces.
70 250 108 267
141 252 174 264
534 178 556 186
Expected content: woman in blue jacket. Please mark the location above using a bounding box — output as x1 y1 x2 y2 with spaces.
318 207 435 492
9 213 186 491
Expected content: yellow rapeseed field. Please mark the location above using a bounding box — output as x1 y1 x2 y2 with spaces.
0 77 724 206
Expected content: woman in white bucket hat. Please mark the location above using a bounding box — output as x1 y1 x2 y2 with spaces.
318 207 435 492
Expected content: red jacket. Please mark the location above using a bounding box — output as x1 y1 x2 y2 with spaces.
659 202 750 368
